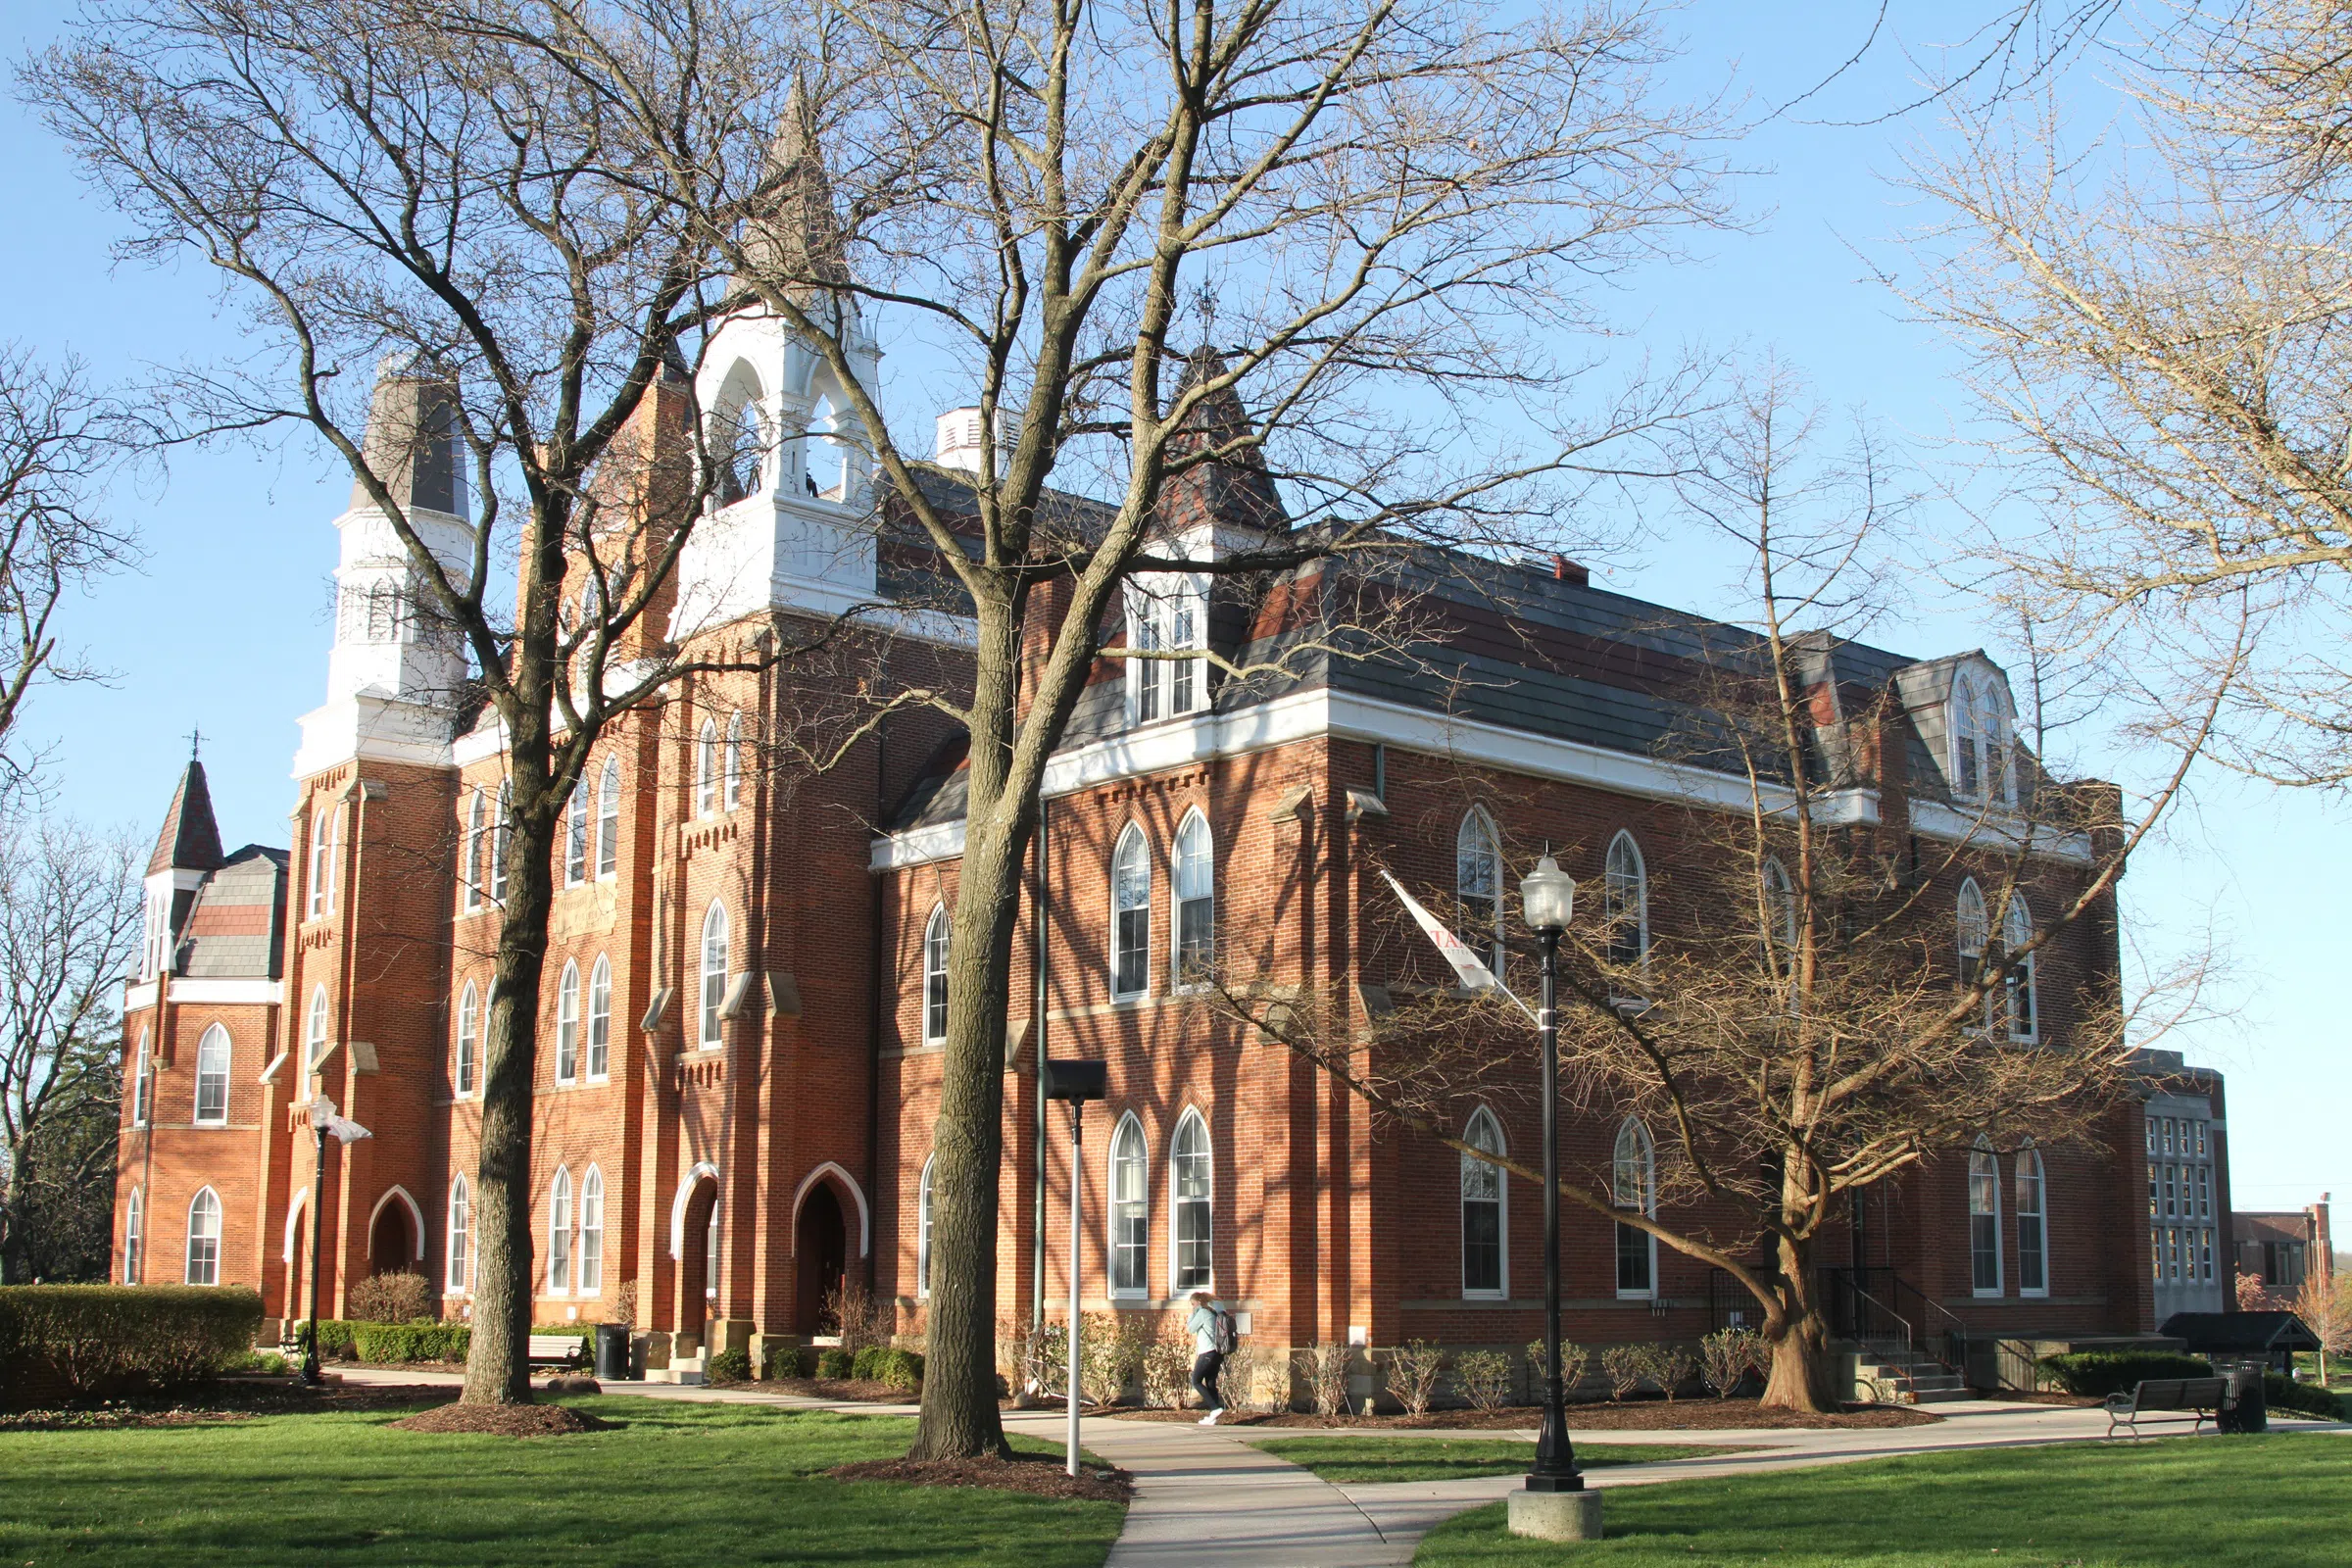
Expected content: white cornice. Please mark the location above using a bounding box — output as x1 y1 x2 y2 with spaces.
168 977 284 1006
1908 799 2093 865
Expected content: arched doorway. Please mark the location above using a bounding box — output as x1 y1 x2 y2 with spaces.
368 1196 416 1276
796 1185 848 1337
677 1175 718 1344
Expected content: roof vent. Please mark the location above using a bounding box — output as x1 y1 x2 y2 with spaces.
935 407 987 472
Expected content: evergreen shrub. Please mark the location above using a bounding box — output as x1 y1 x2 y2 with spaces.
0 1285 263 1403
2035 1350 2215 1396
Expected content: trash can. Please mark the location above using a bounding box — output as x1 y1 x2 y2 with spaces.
595 1323 631 1381
2222 1365 2266 1434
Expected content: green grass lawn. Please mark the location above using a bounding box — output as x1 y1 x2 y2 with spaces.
0 1398 1125 1567
1413 1434 2350 1567
1246 1436 1743 1484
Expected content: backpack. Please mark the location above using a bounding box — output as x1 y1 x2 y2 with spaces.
1212 1307 1239 1355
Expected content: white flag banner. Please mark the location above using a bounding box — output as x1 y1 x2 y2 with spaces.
1380 868 1501 993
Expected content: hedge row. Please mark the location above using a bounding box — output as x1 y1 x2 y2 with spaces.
0 1285 263 1404
2035 1350 2215 1397
809 1345 923 1389
2266 1371 2346 1420
294 1320 591 1365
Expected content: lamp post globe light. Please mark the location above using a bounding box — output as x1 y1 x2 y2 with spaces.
1508 855 1604 1543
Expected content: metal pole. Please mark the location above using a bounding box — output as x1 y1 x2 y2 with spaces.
301 1121 327 1387
1528 927 1582 1491
1066 1100 1083 1478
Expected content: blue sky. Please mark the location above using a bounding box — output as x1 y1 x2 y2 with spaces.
3 1 2339 1222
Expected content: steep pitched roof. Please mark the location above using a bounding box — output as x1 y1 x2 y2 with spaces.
146 759 226 877
175 845 289 979
743 77 851 299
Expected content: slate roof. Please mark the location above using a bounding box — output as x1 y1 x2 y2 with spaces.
146 760 226 876
2159 1311 2322 1353
175 845 288 979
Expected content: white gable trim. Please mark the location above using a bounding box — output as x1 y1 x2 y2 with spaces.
667 1162 720 1259
791 1161 871 1258
368 1185 426 1260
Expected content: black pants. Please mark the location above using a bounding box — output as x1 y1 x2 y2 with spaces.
1192 1349 1226 1410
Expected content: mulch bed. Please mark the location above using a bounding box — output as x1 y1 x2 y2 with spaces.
829 1451 1132 1502
1112 1398 1940 1431
0 1405 257 1431
758 1376 919 1402
3 1376 465 1426
389 1401 612 1437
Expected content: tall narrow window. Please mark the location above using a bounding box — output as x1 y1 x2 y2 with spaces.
123 1186 143 1284
1127 585 1163 723
2003 896 2037 1042
548 1167 572 1294
184 1187 221 1286
464 790 486 910
719 397 764 504
1761 858 1797 977
1461 1107 1506 1298
1173 809 1214 986
1170 1110 1213 1291
456 981 479 1098
555 960 581 1084
2016 1146 2048 1297
922 905 950 1043
578 1166 605 1295
1111 824 1152 999
724 712 744 809
491 781 512 898
696 718 718 816
305 985 330 1070
917 1155 936 1299
700 902 729 1047
1110 1115 1148 1297
1614 1118 1656 1298
1455 809 1501 974
596 759 621 878
564 775 588 885
1956 879 1987 995
587 956 612 1081
447 1176 471 1293
1169 586 1200 716
307 805 335 919
131 1029 151 1126
1970 1138 2002 1296
1952 675 1984 798
193 1023 230 1126
1604 831 1649 971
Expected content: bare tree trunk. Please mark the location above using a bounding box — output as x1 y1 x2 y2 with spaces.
1759 1232 1836 1414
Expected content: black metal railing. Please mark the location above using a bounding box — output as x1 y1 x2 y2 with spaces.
1819 1266 1975 1384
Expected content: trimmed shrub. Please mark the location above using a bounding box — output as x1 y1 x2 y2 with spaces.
1526 1338 1590 1399
353 1321 470 1363
705 1348 751 1386
0 1285 264 1404
1384 1340 1446 1416
347 1272 431 1324
1452 1349 1513 1412
1601 1344 1647 1401
814 1347 854 1379
2266 1371 2345 1419
861 1347 923 1391
2036 1350 2215 1397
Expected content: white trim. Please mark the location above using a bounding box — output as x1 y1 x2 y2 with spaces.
667 1162 721 1259
2015 1146 2050 1298
915 1154 934 1300
1969 1137 2004 1298
167 978 284 1005
1107 1111 1151 1300
1110 821 1152 1002
121 977 164 1015
1910 799 2091 864
281 1185 308 1263
451 716 512 768
1460 1104 1509 1301
1166 1106 1213 1295
1612 1117 1658 1301
368 1185 426 1260
791 1161 872 1258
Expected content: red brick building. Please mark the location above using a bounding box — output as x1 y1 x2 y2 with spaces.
110 195 2230 1396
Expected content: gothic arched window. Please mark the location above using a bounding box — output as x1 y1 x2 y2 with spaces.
579 1165 605 1296
1461 1106 1506 1298
2004 895 2037 1042
123 1186 143 1284
193 1023 230 1126
1970 1137 2003 1296
696 717 719 817
184 1187 221 1286
1604 831 1648 970
455 980 479 1098
1110 1114 1149 1298
555 959 581 1084
724 712 745 810
548 1166 573 1294
447 1175 471 1293
700 901 730 1048
564 774 589 886
2016 1145 2048 1298
587 955 612 1081
922 905 950 1043
1173 808 1214 986
305 985 330 1070
307 804 335 920
491 781 512 897
596 759 621 878
464 789 486 911
1111 824 1152 1000
1170 1109 1213 1292
1455 808 1502 975
917 1155 936 1299
1613 1118 1656 1298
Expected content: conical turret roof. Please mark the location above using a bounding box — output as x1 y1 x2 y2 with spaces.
743 77 851 298
1162 348 1286 534
147 758 226 877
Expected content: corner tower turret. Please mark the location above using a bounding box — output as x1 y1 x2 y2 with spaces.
140 754 225 980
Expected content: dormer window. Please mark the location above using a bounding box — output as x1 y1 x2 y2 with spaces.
1125 577 1205 725
1950 670 2017 806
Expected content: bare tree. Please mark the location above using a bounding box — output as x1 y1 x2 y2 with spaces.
1907 0 2352 789
1214 365 2218 1409
0 815 139 1284
0 347 138 775
2292 1267 2349 1385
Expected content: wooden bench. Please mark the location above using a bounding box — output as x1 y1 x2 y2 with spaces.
527 1334 589 1371
2104 1376 2229 1437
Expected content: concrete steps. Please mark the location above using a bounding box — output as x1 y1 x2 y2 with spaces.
1842 1344 1973 1404
646 1351 705 1386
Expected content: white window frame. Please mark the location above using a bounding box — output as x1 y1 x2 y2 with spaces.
724 711 744 810
131 1028 151 1127
596 758 621 879
916 1154 935 1300
305 984 330 1072
548 1165 573 1296
447 1175 471 1294
578 1165 605 1296
1108 1112 1149 1299
564 775 588 886
455 980 479 1098
1172 808 1214 989
123 1185 143 1284
1461 1105 1508 1300
586 955 612 1082
1761 857 1797 976
2016 1145 2048 1298
1169 1108 1213 1293
1603 830 1650 973
1956 878 1988 1024
555 959 580 1084
922 904 950 1043
1123 576 1206 726
463 789 487 911
1111 823 1152 1001
193 1023 230 1126
1970 1137 2003 1297
2003 895 2037 1043
491 781 511 898
700 901 729 1048
1613 1117 1656 1299
307 804 335 920
184 1186 221 1286
1454 808 1503 976
696 717 718 816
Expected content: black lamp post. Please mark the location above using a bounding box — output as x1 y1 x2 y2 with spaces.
299 1091 372 1387
1040 1056 1106 1477
1518 854 1582 1494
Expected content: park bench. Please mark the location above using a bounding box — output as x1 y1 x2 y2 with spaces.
526 1334 590 1371
2103 1376 2229 1437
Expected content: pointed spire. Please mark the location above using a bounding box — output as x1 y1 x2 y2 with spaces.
147 757 226 877
743 74 851 299
1162 348 1287 534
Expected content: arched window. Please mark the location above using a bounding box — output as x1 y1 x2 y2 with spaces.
1461 1106 1506 1298
555 960 581 1084
1613 1118 1656 1298
455 981 479 1098
1109 1114 1149 1298
564 774 588 886
1604 831 1649 970
307 804 335 920
2016 1145 2048 1298
2003 896 2037 1042
724 712 745 810
917 1155 936 1299
305 985 330 1071
1170 1109 1212 1292
193 1023 230 1126
1970 1137 2002 1296
123 1186 143 1284
700 902 730 1048
464 790 486 911
184 1187 221 1286
922 905 950 1043
596 758 621 878
1111 824 1152 1000
447 1175 471 1293
1173 809 1214 986
131 1028 152 1126
587 956 612 1081
548 1165 573 1294
720 395 765 504
1455 809 1502 974
1761 858 1797 974
491 781 512 897
1956 879 1987 994
1952 674 1985 799
696 717 718 817
579 1166 605 1295
1951 673 2017 805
